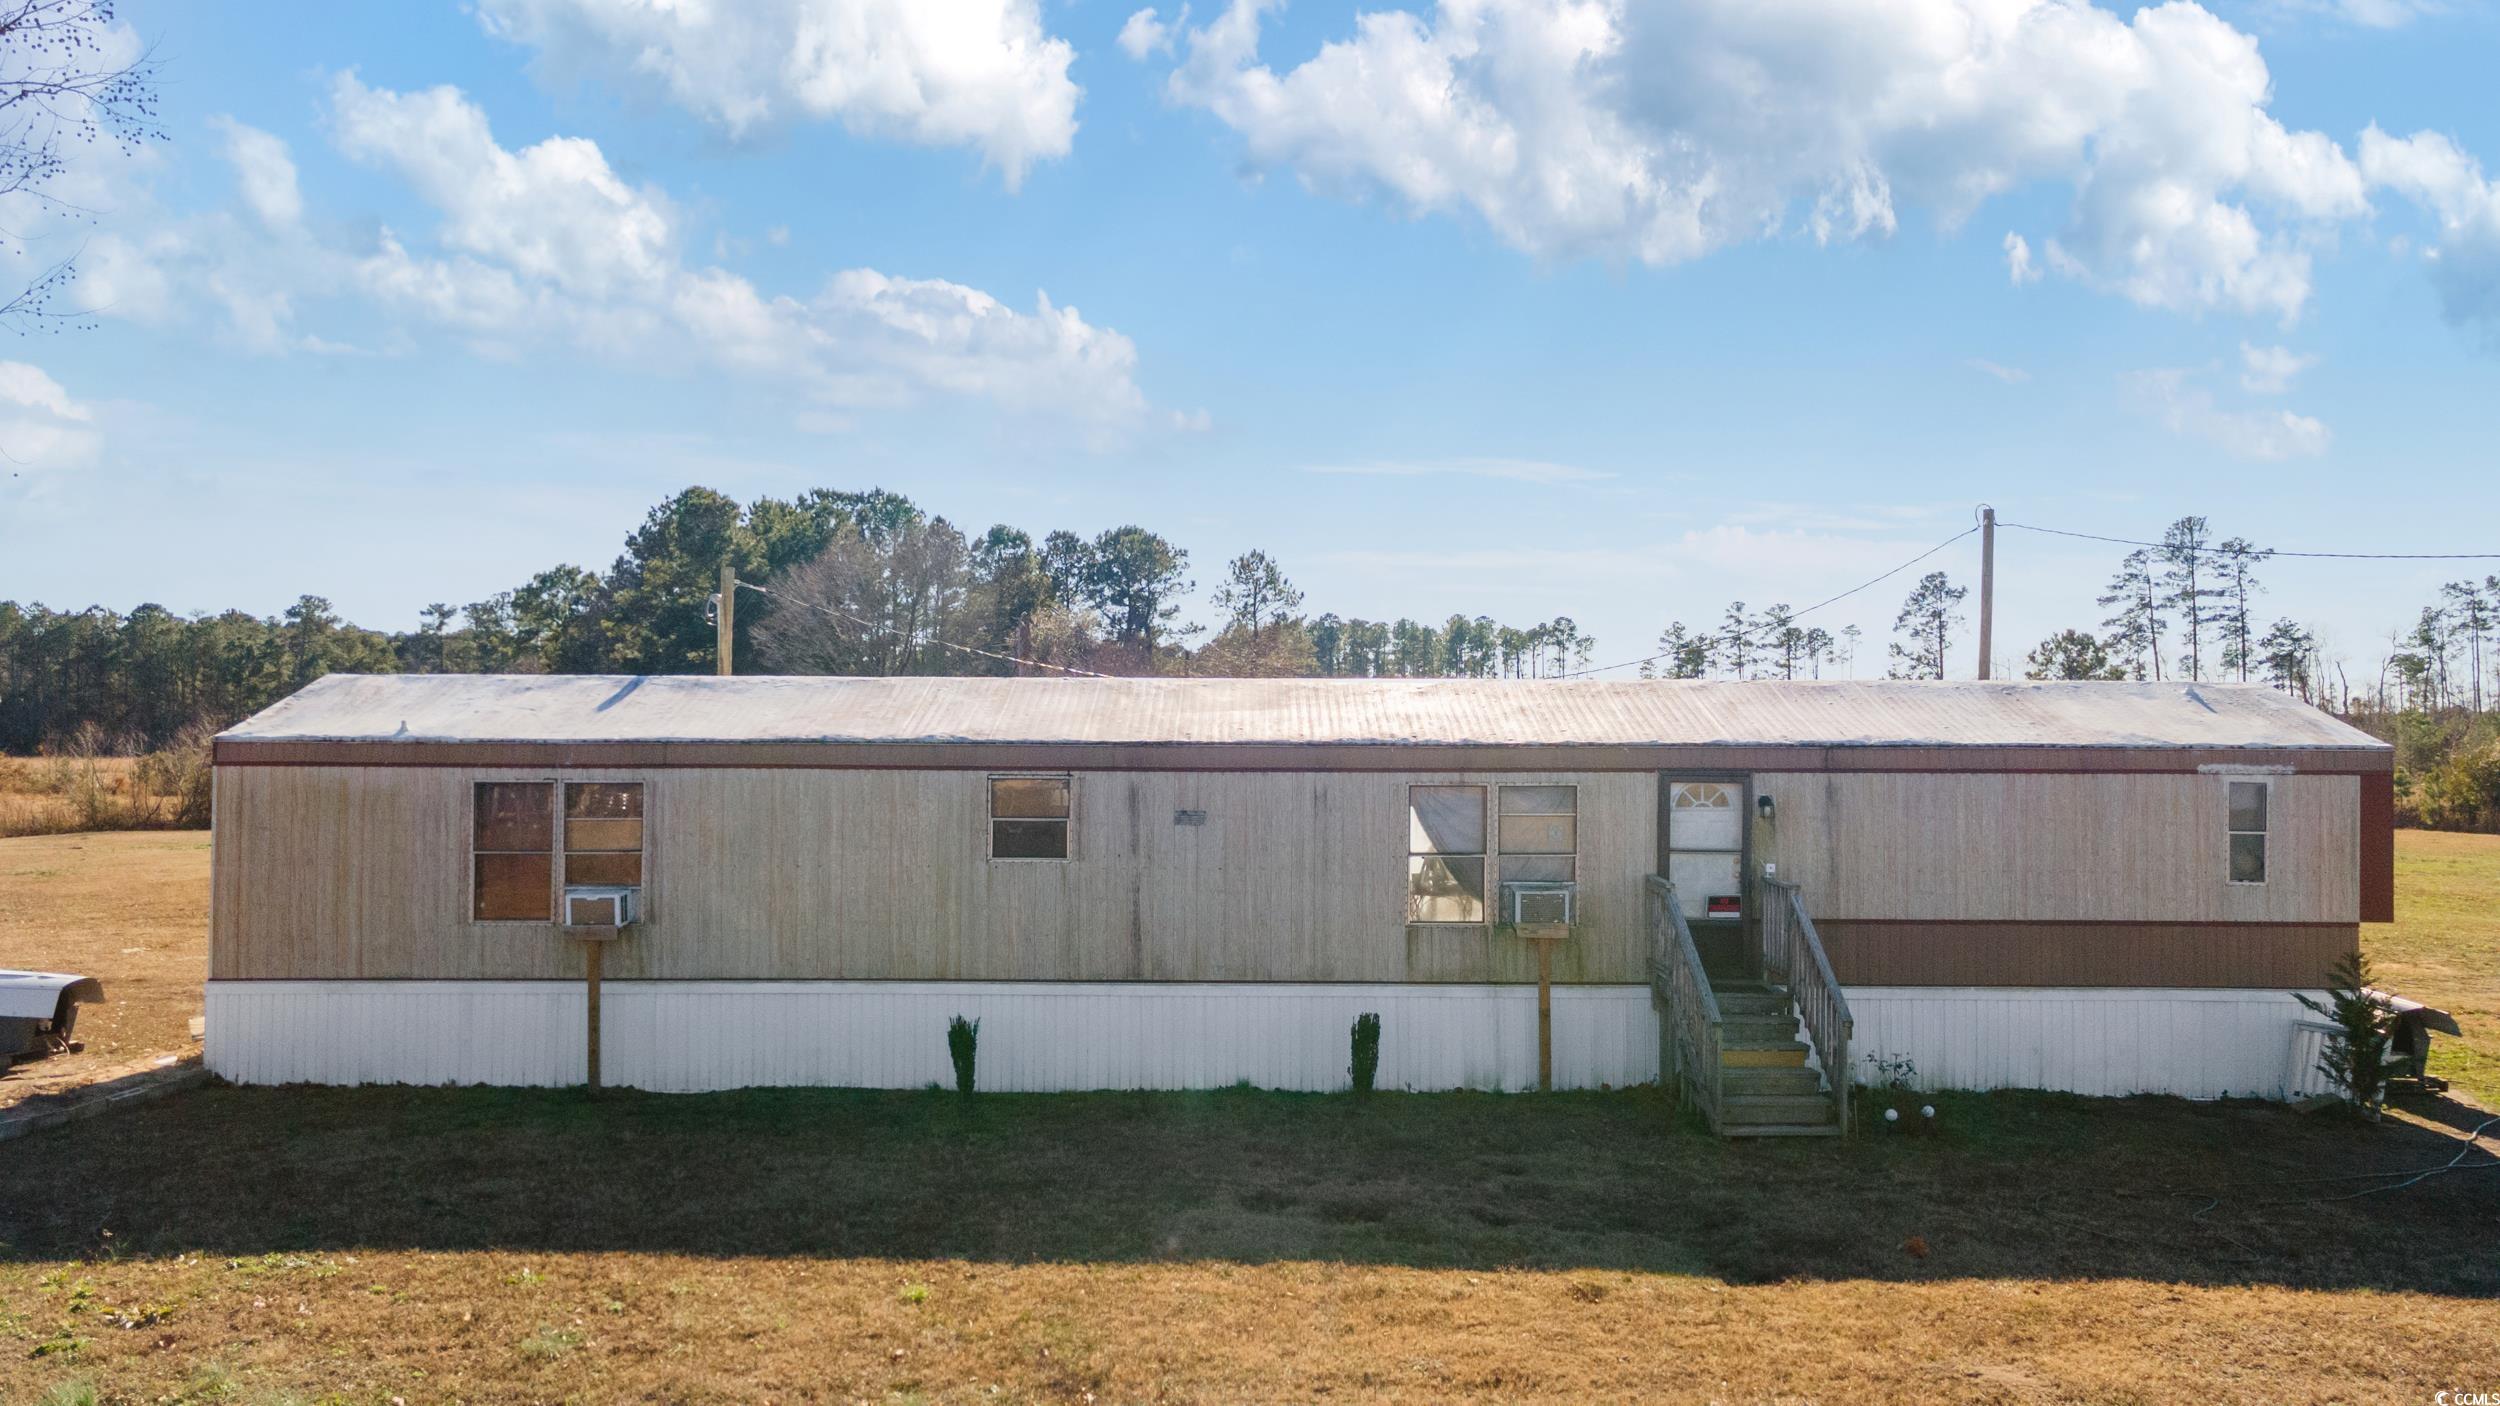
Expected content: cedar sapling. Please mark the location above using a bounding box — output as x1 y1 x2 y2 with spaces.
947 1015 979 1097
1350 1012 1381 1095
2296 952 2391 1119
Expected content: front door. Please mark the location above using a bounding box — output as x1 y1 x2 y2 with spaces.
1660 776 1751 978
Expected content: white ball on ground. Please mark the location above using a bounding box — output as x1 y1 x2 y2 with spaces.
1883 1107 1899 1123
1921 1105 1935 1119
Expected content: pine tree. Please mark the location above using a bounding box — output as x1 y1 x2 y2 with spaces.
2440 579 2493 712
2159 516 2215 680
1719 601 1753 679
1209 550 1305 642
1887 572 1967 680
2097 548 2166 681
2024 629 2124 680
2213 538 2273 682
2257 618 2317 698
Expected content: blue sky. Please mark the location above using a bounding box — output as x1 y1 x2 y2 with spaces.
4 0 2496 680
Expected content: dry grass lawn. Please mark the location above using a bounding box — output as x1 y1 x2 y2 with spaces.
0 831 210 1105
2369 828 2500 1104
0 827 2494 1403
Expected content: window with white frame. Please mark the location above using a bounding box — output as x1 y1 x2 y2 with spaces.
2227 779 2269 884
1408 784 1487 923
991 775 1072 859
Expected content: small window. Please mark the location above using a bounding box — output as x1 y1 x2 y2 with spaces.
473 781 554 921
2228 779 2268 884
1408 784 1487 923
1498 784 1578 886
992 775 1071 859
565 782 644 887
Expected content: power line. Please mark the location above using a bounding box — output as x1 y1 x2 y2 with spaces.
731 578 1113 678
2000 521 2500 562
1563 524 1979 678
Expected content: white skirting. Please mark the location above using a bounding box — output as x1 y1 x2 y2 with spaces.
1845 987 2332 1101
204 981 1660 1093
204 981 2330 1100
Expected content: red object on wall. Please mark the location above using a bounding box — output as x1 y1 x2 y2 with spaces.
1707 895 1742 917
2359 772 2395 924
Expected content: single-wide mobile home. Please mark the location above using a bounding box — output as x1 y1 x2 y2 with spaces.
206 675 2392 1126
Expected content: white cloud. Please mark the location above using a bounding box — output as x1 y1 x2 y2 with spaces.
1967 359 2031 384
2124 367 2330 460
2237 341 2316 393
211 118 303 231
475 0 1080 187
0 362 101 476
2358 124 2500 349
1141 0 2371 319
64 77 1151 428
2004 232 2041 286
321 77 1146 425
1304 457 1611 484
1119 8 1180 60
332 75 678 301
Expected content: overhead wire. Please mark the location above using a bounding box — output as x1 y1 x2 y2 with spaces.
1560 524 1980 678
1999 521 2500 562
729 577 1114 678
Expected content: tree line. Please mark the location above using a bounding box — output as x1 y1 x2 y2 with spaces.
0 485 1602 753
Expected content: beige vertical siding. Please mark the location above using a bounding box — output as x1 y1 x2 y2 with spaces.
211 763 2363 984
212 766 1656 983
1753 771 2358 924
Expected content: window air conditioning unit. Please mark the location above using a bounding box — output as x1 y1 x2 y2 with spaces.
1501 882 1577 926
564 885 639 928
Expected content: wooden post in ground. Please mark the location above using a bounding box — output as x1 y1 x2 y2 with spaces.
1538 938 1553 1091
1524 925 1569 1092
584 936 603 1092
717 561 737 676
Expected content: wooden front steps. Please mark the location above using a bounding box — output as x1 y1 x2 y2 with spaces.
1711 980 1842 1136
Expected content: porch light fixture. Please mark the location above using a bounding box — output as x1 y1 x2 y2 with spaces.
1756 793 1775 822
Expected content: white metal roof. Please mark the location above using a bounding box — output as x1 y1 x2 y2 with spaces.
220 674 2389 753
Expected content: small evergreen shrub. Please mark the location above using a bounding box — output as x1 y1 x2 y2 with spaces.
2296 952 2391 1118
946 1015 980 1096
1350 1012 1381 1095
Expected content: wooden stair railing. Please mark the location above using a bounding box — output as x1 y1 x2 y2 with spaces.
1645 875 1724 1135
1762 877 1854 1136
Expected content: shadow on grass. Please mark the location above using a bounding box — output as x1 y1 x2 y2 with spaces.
0 1081 2491 1295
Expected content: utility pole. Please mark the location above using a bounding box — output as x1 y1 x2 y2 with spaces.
1976 505 1996 680
717 560 736 676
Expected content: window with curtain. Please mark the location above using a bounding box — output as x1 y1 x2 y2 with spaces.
1408 784 1487 923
